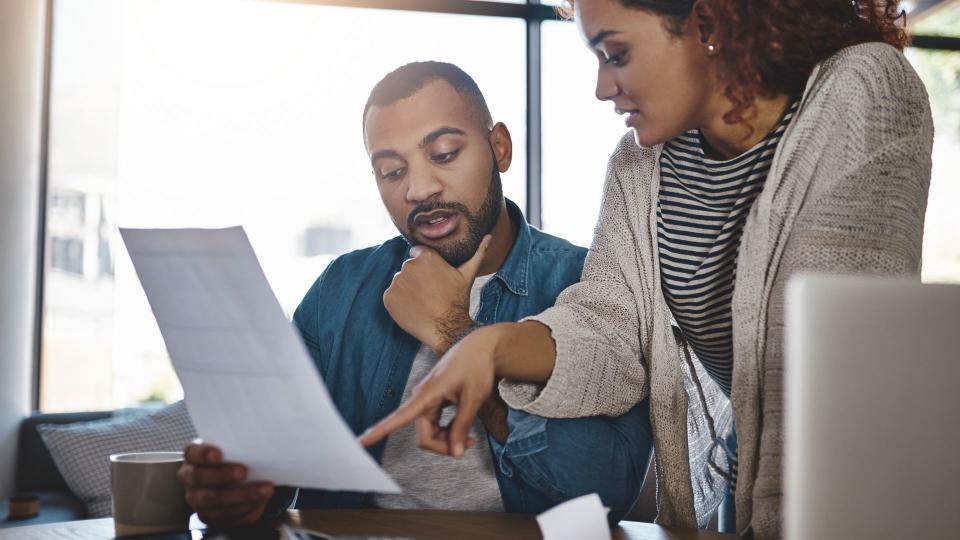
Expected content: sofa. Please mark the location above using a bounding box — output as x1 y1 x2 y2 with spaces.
0 411 112 528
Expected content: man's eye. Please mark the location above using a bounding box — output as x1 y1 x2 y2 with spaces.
432 149 460 164
381 168 405 180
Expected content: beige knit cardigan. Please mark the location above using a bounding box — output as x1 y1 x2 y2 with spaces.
499 42 933 538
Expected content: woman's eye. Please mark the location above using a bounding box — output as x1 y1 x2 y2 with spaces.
432 149 460 163
604 51 626 66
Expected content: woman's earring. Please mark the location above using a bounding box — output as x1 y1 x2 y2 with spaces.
707 43 717 55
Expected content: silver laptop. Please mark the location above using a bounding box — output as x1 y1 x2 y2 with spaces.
784 274 960 540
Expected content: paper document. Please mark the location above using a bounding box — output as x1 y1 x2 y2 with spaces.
536 493 611 540
120 226 400 493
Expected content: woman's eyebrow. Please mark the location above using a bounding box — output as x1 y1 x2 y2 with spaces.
589 29 621 48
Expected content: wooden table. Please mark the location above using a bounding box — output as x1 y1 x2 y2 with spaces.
0 510 736 539
288 509 734 539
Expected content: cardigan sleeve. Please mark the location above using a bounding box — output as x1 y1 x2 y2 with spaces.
499 137 651 418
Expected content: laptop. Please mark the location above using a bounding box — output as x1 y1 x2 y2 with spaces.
784 274 960 540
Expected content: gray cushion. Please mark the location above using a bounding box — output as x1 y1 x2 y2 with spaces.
37 400 197 518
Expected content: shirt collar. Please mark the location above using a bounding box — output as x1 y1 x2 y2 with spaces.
493 199 531 297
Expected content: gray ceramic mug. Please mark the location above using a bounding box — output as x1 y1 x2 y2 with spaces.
110 451 192 537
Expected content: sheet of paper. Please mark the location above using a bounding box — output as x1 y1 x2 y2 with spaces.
120 226 400 494
536 493 611 540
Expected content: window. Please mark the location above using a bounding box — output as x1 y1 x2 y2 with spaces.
911 46 960 284
40 0 526 412
909 5 960 284
50 237 84 276
48 191 88 276
540 19 626 248
39 0 960 412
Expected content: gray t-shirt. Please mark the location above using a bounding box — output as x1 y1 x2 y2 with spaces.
372 274 502 511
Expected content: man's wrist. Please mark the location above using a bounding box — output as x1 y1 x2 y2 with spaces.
258 486 297 524
477 391 509 443
431 305 475 356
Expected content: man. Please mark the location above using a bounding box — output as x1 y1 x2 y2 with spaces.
177 62 652 526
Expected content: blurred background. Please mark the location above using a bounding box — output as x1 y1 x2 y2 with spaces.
33 0 960 412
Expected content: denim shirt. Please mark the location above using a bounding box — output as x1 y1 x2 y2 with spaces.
291 200 586 509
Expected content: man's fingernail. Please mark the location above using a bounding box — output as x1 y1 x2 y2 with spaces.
232 467 244 480
259 485 273 497
453 443 464 458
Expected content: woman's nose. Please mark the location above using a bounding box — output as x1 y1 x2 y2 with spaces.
595 66 619 102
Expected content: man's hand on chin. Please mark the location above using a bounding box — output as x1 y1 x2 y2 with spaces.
383 235 491 355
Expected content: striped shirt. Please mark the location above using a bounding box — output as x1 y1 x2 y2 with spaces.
657 101 799 397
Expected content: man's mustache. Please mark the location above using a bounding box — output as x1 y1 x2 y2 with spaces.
406 200 471 231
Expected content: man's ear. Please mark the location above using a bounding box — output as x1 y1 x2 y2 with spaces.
488 122 513 173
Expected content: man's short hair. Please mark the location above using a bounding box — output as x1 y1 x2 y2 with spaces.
363 61 493 133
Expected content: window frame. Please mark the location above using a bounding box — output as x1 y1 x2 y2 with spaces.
32 0 960 412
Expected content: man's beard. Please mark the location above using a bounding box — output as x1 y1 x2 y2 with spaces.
403 160 503 268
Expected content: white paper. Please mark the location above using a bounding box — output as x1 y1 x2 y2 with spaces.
120 226 400 494
536 493 611 540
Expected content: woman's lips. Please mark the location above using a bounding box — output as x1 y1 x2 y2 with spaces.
615 106 641 128
414 212 461 240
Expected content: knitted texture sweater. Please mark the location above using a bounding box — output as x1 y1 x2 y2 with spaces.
499 42 933 538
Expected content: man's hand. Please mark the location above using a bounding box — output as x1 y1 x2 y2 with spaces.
477 391 509 444
178 442 275 527
383 235 491 354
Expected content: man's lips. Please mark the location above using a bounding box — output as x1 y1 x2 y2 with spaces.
412 210 461 240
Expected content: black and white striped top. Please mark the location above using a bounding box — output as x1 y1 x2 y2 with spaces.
657 101 799 397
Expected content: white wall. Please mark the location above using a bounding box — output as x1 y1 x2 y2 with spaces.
0 0 47 498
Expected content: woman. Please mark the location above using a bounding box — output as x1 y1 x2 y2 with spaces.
361 0 933 537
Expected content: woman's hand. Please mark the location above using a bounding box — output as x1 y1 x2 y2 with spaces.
359 326 500 457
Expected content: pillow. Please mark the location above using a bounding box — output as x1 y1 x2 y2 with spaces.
37 400 197 518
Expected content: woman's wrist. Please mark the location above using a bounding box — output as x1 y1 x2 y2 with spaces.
456 323 508 377
485 323 513 377
486 320 555 382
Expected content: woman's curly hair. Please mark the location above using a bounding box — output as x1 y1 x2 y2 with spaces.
559 0 908 125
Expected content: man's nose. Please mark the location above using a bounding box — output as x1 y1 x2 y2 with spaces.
405 167 443 203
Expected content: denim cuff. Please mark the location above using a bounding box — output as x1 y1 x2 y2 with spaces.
260 486 298 522
490 408 549 477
